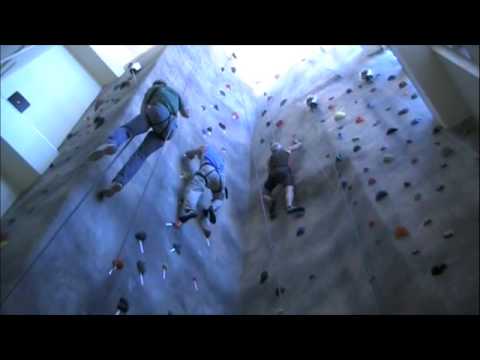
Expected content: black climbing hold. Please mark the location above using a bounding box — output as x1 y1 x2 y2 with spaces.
320 119 326 123
67 132 76 140
202 129 207 135
261 110 267 117
369 275 376 283
368 178 376 186
352 137 360 142
207 127 213 133
363 167 369 173
296 227 305 237
373 120 380 127
406 139 413 144
219 90 226 96
431 264 447 276
346 88 352 94
398 81 407 89
386 128 398 135
172 243 182 255
414 193 422 201
336 154 343 162
385 107 391 111
411 119 420 126
260 138 265 144
94 117 105 130
358 85 363 89
441 147 454 158
436 185 445 192
221 67 224 72
213 105 219 111
411 93 418 99
433 126 443 135
411 158 418 164
352 200 358 206
387 75 396 81
201 105 206 111
348 185 353 191
443 230 454 239
280 287 285 294
354 100 358 104
136 260 146 274
7 218 16 226
337 125 344 130
232 52 237 59
328 96 335 101
341 181 348 190
231 67 236 73
135 232 146 241
434 142 441 146
280 99 287 107
440 163 448 169
404 182 411 188
275 288 280 297
219 122 226 130
309 274 316 280
49 163 54 169
260 271 269 284
423 219 432 226
326 154 330 158
353 145 361 152
397 108 409 116
370 87 377 93
380 146 387 152
412 250 421 255
266 122 271 127
367 102 374 109
375 190 388 202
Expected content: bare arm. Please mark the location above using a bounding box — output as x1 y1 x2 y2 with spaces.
179 96 190 118
287 139 302 152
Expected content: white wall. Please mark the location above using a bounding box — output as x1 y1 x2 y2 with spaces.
1 45 101 216
66 45 117 86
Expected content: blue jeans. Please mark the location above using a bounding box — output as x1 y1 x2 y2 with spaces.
107 104 173 186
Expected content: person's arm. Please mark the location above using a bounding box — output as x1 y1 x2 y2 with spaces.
178 96 190 118
287 139 302 152
184 145 205 160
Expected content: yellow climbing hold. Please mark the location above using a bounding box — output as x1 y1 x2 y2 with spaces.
335 111 346 121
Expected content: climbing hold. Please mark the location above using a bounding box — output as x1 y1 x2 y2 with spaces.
433 126 443 135
376 191 389 202
394 226 410 239
320 119 326 123
348 185 353 191
296 227 305 237
412 250 421 255
231 67 236 73
411 119 420 126
387 75 396 81
267 96 273 101
337 125 344 130
436 185 445 192
207 127 213 134
368 220 375 228
202 129 207 136
431 264 448 276
192 277 199 291
367 102 375 109
363 167 369 173
398 81 408 89
411 94 418 99
137 260 146 286
219 122 226 130
325 154 330 158
221 67 224 72
370 87 377 93
346 88 352 94
336 154 343 162
309 274 316 280
360 69 374 82
219 90 226 96
275 74 280 79
368 178 376 186
171 243 182 255
260 138 265 144
386 128 398 135
383 155 394 163
434 142 441 146
135 232 146 253
275 288 280 297
162 264 167 280
115 298 129 315
373 120 380 127
275 120 284 128
369 276 376 283
404 182 411 188
353 145 362 152
280 287 285 294
423 218 432 226
261 110 267 117
443 230 454 239
385 107 391 111
328 96 335 101
353 200 358 206
213 105 219 111
411 158 418 165
201 105 206 111
94 117 105 129
397 108 409 116
260 271 269 284
108 258 124 275
354 100 358 104
355 116 365 124
266 121 271 127
337 133 343 140
414 193 422 201
334 111 346 121
358 85 363 89
440 163 448 169
406 139 413 144
352 137 360 142
441 147 454 158
226 84 231 90
232 52 237 59
328 104 335 111
280 99 287 107
341 181 348 190
232 112 239 120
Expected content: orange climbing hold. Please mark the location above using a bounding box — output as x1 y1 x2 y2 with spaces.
356 116 365 124
395 226 410 239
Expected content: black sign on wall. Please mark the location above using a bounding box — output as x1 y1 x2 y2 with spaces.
8 91 30 113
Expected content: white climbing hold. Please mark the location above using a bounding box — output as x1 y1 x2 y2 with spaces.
334 111 346 121
162 265 167 280
193 278 199 291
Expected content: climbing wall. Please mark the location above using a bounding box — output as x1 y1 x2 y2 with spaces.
241 49 479 314
1 46 478 314
0 46 258 314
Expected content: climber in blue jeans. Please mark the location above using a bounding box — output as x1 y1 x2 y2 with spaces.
89 80 189 199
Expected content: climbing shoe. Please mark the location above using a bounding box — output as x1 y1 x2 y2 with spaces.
179 211 198 223
102 182 123 198
89 143 117 161
287 206 305 216
208 206 216 224
202 228 211 239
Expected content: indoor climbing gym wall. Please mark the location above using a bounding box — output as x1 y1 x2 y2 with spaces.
241 48 478 314
0 46 478 314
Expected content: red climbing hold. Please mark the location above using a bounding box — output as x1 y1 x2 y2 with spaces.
368 178 376 186
276 120 284 128
226 84 231 90
355 116 365 124
394 226 410 239
328 104 335 111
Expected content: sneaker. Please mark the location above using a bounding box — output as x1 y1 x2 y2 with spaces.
287 206 305 215
89 143 117 161
102 182 123 198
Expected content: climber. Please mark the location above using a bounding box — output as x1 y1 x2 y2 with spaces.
263 140 305 220
306 95 318 112
174 144 227 239
90 80 189 198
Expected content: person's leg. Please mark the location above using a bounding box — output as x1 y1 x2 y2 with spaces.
90 113 150 161
286 185 295 208
263 174 278 220
285 171 305 215
178 175 205 224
